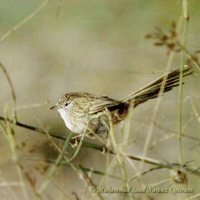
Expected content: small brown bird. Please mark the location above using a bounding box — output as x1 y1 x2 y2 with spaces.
51 66 192 138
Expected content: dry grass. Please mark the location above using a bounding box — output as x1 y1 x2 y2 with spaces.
0 0 200 200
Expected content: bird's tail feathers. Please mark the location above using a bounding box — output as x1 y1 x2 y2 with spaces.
123 65 193 107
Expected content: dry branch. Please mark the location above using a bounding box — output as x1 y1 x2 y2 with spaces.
0 115 200 177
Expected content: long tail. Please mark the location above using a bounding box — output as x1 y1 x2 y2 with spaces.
123 65 193 107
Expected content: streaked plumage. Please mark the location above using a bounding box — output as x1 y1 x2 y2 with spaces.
51 66 192 136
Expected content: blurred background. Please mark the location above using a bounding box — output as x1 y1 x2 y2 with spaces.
0 0 199 199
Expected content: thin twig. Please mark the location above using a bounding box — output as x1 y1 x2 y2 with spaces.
139 52 174 174
37 135 71 195
178 8 190 165
0 62 17 120
0 115 29 199
0 0 49 44
81 169 104 200
37 125 101 200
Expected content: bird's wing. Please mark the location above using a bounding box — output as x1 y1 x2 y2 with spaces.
71 93 120 115
87 95 121 114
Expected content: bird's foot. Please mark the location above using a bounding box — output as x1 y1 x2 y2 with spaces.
69 135 81 148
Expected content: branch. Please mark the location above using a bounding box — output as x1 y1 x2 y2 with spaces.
0 115 200 177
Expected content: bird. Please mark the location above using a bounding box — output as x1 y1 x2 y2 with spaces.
51 66 192 139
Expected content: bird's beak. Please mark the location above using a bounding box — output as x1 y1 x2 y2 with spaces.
50 105 58 110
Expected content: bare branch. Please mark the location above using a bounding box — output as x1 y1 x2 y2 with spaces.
0 115 199 177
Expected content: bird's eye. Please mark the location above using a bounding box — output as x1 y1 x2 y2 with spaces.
65 102 69 106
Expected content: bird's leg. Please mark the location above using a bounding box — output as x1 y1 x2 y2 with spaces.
69 134 82 148
101 145 107 154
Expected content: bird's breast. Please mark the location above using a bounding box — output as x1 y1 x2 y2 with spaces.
57 108 86 134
